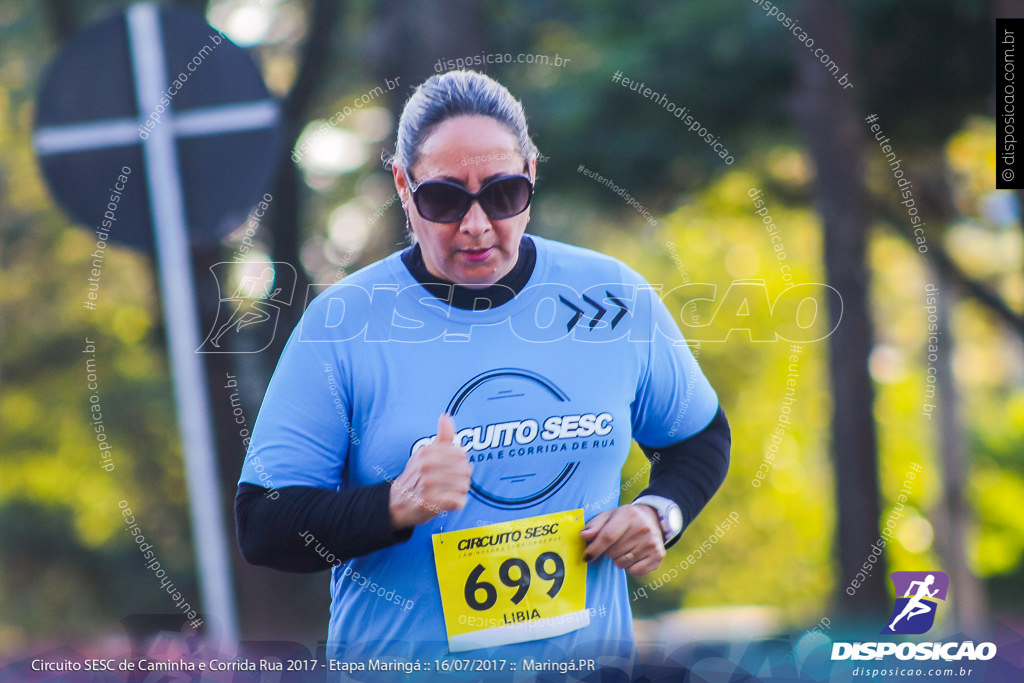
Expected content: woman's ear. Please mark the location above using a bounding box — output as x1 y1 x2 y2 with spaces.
393 163 411 208
393 164 416 242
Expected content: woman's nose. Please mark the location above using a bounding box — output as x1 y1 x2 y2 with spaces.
459 200 491 235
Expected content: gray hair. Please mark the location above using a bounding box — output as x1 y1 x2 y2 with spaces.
389 70 539 175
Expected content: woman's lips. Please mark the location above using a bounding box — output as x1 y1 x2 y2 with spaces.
460 247 494 262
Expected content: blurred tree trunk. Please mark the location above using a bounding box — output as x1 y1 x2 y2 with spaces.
219 0 341 640
191 246 325 643
792 0 887 618
905 146 988 634
44 0 77 42
366 0 487 248
267 0 339 362
930 272 987 634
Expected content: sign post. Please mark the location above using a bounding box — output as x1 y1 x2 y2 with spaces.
34 3 283 646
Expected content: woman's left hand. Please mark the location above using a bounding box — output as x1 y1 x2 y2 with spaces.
579 504 666 576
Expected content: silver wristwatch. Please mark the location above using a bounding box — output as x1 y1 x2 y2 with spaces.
632 495 684 545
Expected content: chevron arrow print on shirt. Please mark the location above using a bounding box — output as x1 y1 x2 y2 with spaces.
558 291 629 332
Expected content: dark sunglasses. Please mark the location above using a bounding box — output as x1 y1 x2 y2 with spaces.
408 173 534 223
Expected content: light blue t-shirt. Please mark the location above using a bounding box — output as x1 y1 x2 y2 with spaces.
239 235 718 673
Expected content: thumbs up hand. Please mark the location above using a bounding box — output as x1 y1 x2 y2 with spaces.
388 414 473 530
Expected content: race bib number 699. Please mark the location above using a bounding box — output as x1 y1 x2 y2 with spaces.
432 509 589 653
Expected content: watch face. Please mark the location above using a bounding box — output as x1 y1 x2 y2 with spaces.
667 506 684 534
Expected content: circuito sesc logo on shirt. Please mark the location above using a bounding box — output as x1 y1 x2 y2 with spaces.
409 368 619 511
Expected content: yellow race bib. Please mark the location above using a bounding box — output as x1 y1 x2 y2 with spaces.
432 509 589 653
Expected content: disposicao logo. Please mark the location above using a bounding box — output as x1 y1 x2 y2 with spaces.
831 570 997 663
882 571 949 635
